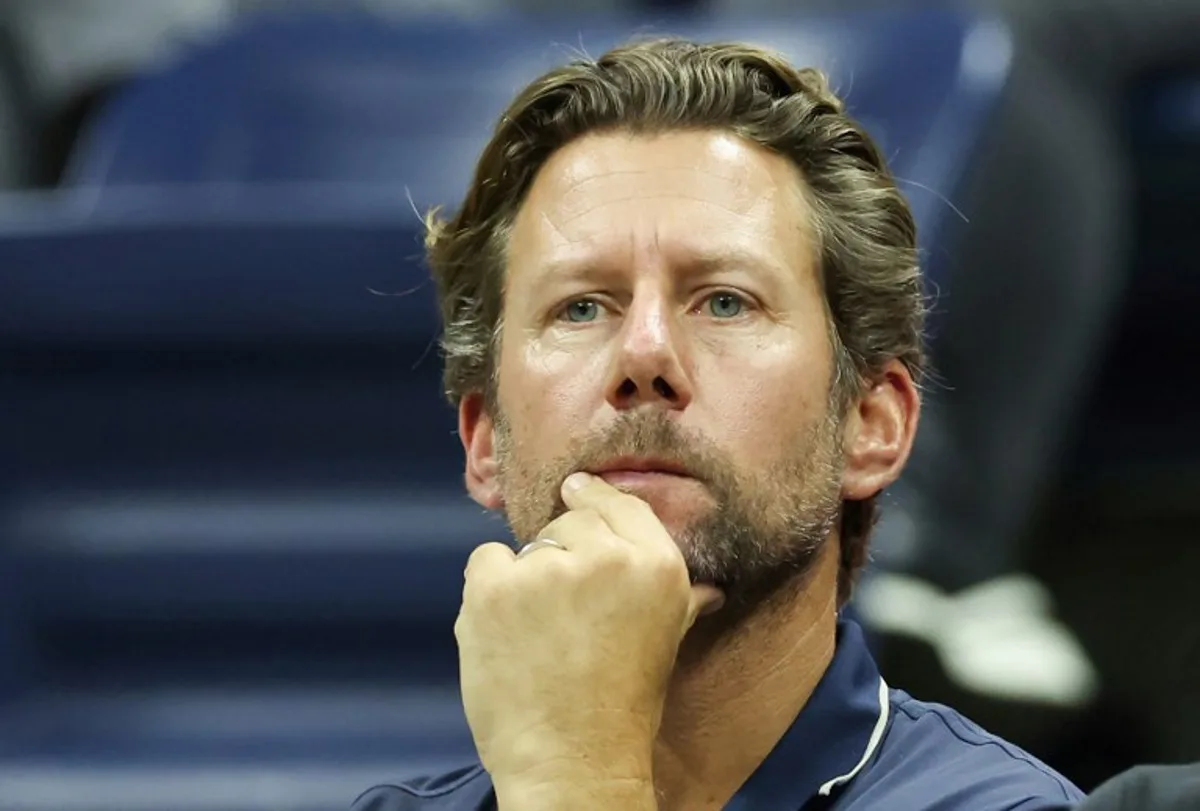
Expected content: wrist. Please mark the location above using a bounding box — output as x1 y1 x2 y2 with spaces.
487 717 656 785
491 734 656 811
494 771 657 811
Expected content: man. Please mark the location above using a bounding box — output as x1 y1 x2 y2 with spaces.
353 38 1084 810
1076 764 1200 811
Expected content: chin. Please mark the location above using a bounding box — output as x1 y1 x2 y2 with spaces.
641 499 713 540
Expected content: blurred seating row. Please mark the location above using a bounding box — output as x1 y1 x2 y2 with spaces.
0 8 1012 810
0 4 1197 810
0 0 675 189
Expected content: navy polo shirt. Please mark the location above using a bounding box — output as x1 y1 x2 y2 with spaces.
352 620 1085 810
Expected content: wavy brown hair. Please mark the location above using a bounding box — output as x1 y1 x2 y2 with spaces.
424 38 926 604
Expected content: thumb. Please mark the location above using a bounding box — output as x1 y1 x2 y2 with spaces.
685 583 726 628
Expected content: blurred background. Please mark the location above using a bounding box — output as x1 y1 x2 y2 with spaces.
1 1 1198 809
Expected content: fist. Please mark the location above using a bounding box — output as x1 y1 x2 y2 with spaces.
454 472 724 789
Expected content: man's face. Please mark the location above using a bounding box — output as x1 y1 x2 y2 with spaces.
460 130 908 612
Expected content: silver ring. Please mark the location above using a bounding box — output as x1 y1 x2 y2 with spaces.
516 538 567 560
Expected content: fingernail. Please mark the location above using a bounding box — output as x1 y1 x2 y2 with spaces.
563 471 593 492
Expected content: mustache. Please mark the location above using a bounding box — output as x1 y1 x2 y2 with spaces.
567 413 724 485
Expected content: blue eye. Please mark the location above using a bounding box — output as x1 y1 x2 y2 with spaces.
706 292 745 319
563 299 600 323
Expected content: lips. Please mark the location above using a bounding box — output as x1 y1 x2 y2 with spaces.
597 470 689 486
588 457 692 478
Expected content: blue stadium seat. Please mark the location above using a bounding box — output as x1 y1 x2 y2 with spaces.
1 195 505 613
0 191 497 811
63 6 1012 285
3 7 1013 811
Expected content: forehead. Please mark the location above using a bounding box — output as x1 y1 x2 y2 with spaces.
507 130 816 282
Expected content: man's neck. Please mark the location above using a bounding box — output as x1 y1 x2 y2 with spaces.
651 542 841 811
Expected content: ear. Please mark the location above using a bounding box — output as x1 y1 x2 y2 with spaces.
459 392 504 511
841 360 920 501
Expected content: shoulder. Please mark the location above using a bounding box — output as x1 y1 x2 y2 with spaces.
350 764 494 811
838 689 1085 810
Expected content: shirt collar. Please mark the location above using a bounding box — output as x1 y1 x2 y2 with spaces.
731 617 890 808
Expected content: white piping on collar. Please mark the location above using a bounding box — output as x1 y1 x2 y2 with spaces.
816 676 891 797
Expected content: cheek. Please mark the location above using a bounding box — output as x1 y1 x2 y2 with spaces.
498 339 609 452
701 336 832 462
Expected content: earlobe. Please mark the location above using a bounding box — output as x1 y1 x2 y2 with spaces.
459 392 504 510
841 362 920 501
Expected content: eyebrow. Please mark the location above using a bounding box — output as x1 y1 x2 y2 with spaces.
685 246 793 278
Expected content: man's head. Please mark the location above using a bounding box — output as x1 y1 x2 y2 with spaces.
426 38 923 612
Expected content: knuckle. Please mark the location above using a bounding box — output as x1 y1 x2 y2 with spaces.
539 550 576 580
646 549 688 583
590 543 638 577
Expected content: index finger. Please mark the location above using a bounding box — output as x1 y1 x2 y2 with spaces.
559 471 671 547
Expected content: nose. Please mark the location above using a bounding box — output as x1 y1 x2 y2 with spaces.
605 291 693 412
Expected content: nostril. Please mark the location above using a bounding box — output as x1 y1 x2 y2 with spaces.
652 376 675 399
617 378 637 399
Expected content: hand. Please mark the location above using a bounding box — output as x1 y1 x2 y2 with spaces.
455 472 724 803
